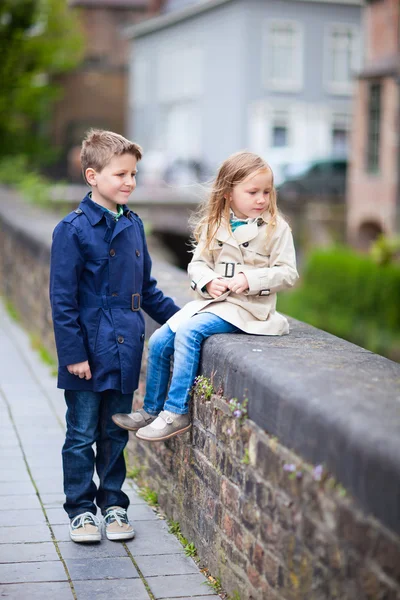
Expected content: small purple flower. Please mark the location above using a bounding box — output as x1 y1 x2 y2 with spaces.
283 463 296 472
226 428 232 436
233 409 242 418
296 471 303 479
313 464 323 481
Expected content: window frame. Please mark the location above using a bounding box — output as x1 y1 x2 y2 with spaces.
262 19 304 93
324 22 361 96
365 80 382 174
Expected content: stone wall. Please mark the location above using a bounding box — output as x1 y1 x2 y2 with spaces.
1 189 400 600
128 350 400 600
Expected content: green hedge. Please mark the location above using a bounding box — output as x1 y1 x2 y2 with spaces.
278 247 400 361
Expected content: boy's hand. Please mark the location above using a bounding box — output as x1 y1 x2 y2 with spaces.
226 273 249 294
206 278 229 298
67 360 92 380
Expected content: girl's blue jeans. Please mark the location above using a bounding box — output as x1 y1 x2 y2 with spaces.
62 389 132 519
143 312 240 416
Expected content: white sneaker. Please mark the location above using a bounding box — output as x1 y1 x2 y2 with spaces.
69 512 101 543
104 506 135 541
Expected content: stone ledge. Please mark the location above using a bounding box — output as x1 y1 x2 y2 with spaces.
1 188 400 538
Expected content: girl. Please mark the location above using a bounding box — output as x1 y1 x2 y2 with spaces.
112 151 299 441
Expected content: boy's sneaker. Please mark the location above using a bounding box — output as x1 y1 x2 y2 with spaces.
112 408 157 431
104 506 135 541
69 512 101 543
136 410 191 442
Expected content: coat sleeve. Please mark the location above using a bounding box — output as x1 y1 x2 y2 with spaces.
187 235 221 298
49 222 88 367
239 222 299 296
138 219 181 324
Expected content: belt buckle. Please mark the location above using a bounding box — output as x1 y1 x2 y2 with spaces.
131 293 141 311
224 263 235 278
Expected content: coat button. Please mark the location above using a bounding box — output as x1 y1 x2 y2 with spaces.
140 333 145 341
117 335 124 344
135 249 140 257
109 249 116 257
111 292 118 297
242 242 249 248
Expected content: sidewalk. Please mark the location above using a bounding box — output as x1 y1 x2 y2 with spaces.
0 300 217 600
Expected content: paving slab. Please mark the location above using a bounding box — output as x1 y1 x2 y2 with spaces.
0 509 47 527
65 556 139 581
0 482 36 496
126 521 183 556
0 525 52 544
127 503 159 521
134 553 200 577
0 542 59 563
147 574 213 599
44 507 69 525
162 597 218 600
0 469 32 483
57 540 128 560
0 494 41 511
0 560 67 583
72 578 149 600
0 581 73 599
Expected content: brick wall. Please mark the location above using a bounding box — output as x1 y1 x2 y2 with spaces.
128 363 400 600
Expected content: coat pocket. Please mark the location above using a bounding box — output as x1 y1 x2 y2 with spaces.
94 311 116 356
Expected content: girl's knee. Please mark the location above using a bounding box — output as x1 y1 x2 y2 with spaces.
148 324 174 355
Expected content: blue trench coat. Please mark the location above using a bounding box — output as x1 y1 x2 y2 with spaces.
49 194 180 393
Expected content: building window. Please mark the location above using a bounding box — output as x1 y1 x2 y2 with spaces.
271 111 289 147
366 82 381 173
326 24 360 94
264 20 303 92
331 113 351 155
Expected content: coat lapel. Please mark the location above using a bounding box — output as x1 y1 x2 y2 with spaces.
232 221 260 245
110 212 133 242
215 222 239 249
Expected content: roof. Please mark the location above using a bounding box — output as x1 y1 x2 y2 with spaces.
124 0 363 39
124 0 233 38
69 0 148 8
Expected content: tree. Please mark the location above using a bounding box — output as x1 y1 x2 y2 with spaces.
0 0 83 164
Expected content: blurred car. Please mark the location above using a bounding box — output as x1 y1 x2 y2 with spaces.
277 158 348 203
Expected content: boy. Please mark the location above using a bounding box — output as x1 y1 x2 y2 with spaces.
49 129 179 543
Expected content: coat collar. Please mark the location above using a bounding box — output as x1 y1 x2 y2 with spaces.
79 194 130 227
215 211 269 247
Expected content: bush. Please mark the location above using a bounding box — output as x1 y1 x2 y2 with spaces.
278 247 400 361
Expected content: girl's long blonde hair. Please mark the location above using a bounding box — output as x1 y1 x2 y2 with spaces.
191 151 279 249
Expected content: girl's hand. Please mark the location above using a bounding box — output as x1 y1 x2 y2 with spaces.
67 360 92 380
206 278 229 298
226 273 249 294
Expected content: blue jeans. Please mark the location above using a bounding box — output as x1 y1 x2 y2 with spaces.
63 389 133 519
143 312 240 415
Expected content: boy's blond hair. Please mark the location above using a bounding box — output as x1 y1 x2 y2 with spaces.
80 129 143 184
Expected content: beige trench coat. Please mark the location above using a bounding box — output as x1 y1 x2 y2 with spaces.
168 213 299 335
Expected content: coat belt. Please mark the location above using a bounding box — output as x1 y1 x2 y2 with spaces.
79 292 141 311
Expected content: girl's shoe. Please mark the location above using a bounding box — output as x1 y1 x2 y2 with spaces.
112 408 158 431
69 512 101 543
136 410 191 442
104 506 135 541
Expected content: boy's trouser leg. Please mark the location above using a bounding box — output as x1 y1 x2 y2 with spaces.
142 323 175 415
63 390 101 519
95 389 133 513
163 313 239 415
63 389 132 519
